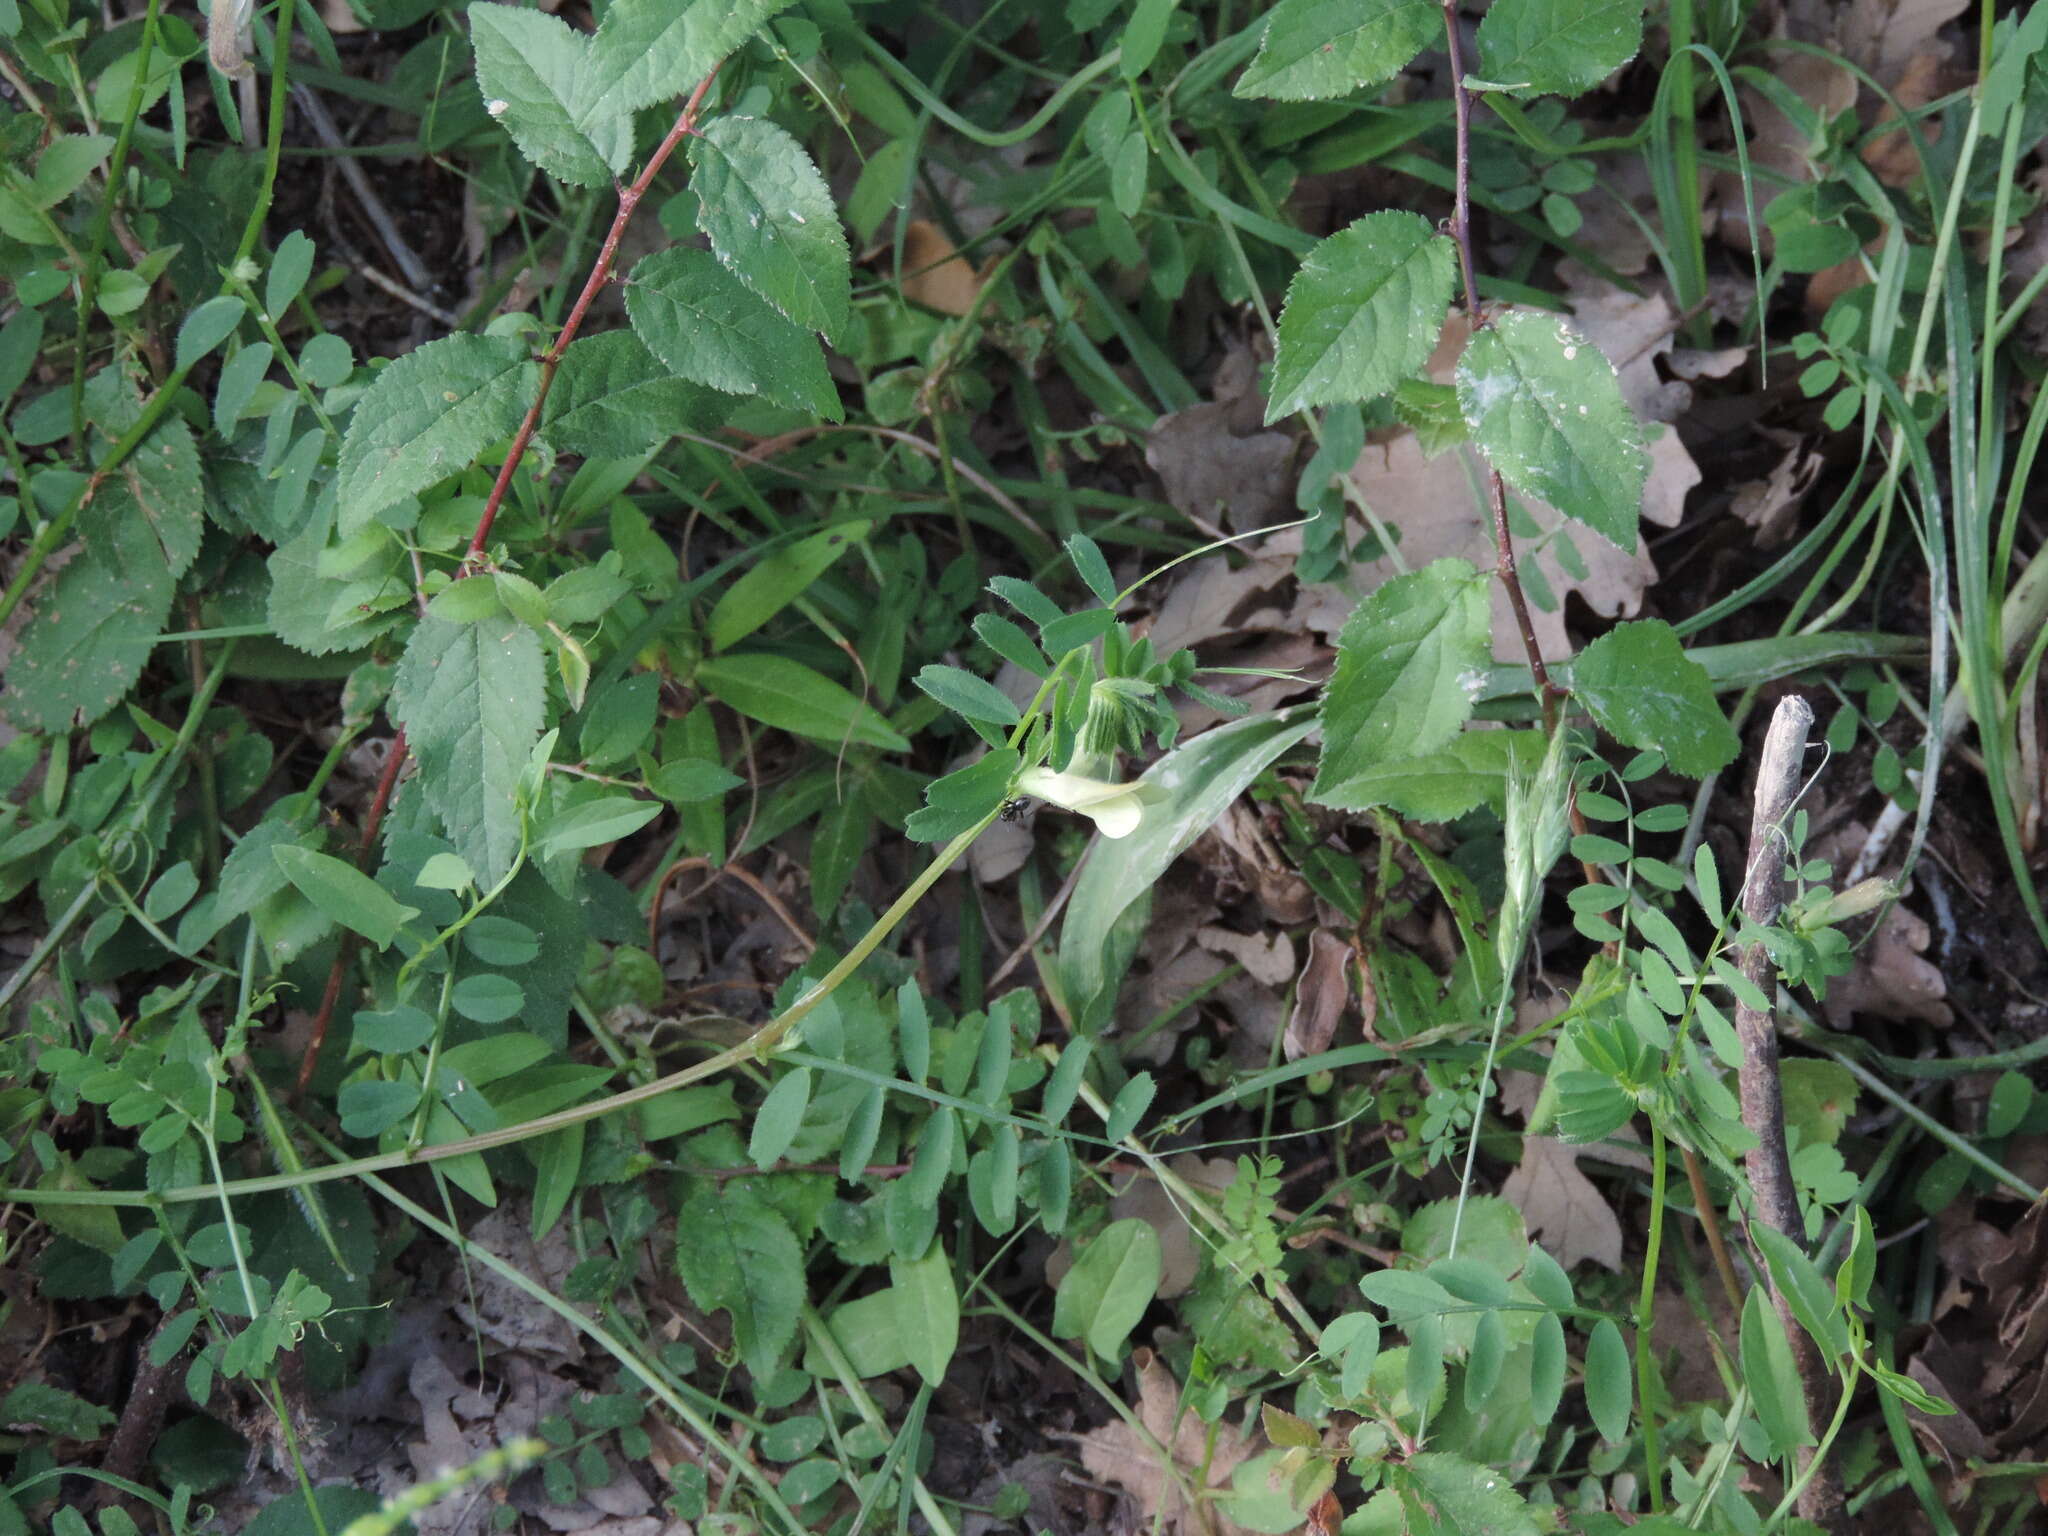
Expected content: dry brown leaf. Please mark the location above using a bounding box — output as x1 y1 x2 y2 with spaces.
896 220 986 315
1843 0 1970 79
1197 925 1297 987
1864 50 1948 185
1730 438 1825 548
1716 44 1858 254
1147 405 1297 534
1499 1135 1624 1271
1285 929 1353 1061
1820 903 1954 1029
1075 1348 1261 1536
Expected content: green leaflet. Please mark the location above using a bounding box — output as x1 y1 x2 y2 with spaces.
626 248 842 420
1455 309 1647 552
1740 1285 1814 1458
889 1243 959 1387
675 1185 804 1380
696 653 909 752
470 3 630 188
538 332 730 459
335 334 537 535
1235 0 1439 102
1570 620 1740 777
1311 557 1492 800
391 616 547 885
1476 0 1647 98
1267 212 1456 421
1059 707 1317 1011
271 844 420 950
578 0 796 127
1051 1216 1161 1358
689 116 852 341
1583 1317 1631 1443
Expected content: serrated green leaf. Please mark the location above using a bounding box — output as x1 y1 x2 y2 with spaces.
539 332 730 459
427 575 507 624
696 653 909 751
85 367 203 578
675 1186 804 1379
1391 1452 1541 1536
392 616 547 884
470 2 628 188
4 502 172 731
271 844 419 948
1570 620 1739 777
579 0 795 127
335 334 537 534
1267 212 1456 421
1455 309 1646 550
689 116 851 339
708 520 869 652
625 247 841 419
1311 728 1544 820
1476 0 1646 98
1311 558 1491 798
1236 0 1438 101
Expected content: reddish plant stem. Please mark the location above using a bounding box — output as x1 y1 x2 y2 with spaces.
296 70 724 1093
1438 1 1560 727
465 66 723 563
296 727 409 1095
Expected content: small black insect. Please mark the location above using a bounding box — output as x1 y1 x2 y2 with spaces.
999 798 1027 823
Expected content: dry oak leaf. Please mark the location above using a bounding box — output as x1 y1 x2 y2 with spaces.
1075 1347 1262 1536
1499 1134 1624 1272
1820 902 1953 1030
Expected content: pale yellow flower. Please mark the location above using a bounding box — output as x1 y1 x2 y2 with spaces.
1016 767 1147 839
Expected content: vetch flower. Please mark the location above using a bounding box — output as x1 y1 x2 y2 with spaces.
1016 767 1149 839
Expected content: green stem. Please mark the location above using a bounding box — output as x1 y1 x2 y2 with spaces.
1636 1120 1668 1513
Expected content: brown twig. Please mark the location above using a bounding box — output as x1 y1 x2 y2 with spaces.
1734 694 1845 1534
648 855 816 959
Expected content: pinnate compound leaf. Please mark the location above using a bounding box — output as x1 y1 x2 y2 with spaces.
1569 620 1738 777
1477 0 1646 98
689 116 851 340
580 0 794 125
625 248 841 420
695 654 909 752
1455 308 1646 550
1389 1452 1540 1536
470 2 630 187
271 844 419 949
1236 0 1438 101
336 334 537 534
1052 1216 1161 1358
1267 212 1456 422
539 331 730 459
1311 557 1490 800
392 616 547 885
676 1186 804 1379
